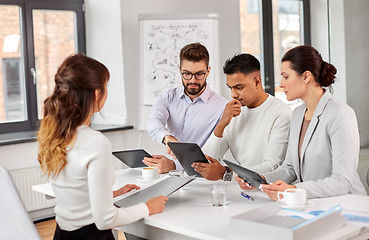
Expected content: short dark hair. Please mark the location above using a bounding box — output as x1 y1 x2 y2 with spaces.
180 43 209 66
223 54 260 76
282 45 336 87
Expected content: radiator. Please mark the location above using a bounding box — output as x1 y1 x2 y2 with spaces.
9 161 124 212
10 167 56 212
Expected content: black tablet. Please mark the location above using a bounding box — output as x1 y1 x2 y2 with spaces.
112 149 152 168
167 142 208 177
223 159 268 188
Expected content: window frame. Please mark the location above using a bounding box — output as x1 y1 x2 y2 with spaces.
0 0 85 134
260 0 311 96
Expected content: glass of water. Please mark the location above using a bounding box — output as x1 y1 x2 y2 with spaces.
210 182 226 207
169 170 185 177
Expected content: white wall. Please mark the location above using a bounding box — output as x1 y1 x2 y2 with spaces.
310 0 369 147
344 0 369 147
86 0 128 125
310 0 347 103
328 0 347 104
309 0 329 60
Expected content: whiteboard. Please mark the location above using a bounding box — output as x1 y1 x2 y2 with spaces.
138 13 220 130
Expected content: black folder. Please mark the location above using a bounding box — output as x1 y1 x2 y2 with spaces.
223 159 268 188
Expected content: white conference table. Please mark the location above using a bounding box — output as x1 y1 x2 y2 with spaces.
33 168 369 240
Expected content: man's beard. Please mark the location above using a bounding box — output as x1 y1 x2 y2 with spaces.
183 81 207 96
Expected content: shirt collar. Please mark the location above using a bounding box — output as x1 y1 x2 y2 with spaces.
178 85 211 103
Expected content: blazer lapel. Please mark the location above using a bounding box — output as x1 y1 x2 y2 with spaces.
299 91 332 169
294 107 306 182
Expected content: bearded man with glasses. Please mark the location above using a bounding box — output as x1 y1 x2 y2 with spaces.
145 43 227 173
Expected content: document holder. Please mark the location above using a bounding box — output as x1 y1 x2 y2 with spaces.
229 203 346 240
114 176 195 208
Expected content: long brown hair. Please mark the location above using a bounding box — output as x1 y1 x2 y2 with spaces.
37 54 109 177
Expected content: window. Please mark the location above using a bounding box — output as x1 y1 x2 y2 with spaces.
240 0 310 109
2 58 25 122
0 0 85 134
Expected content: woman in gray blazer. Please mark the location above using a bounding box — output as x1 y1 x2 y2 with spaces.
238 45 366 199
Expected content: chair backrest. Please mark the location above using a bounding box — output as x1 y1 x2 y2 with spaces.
367 168 369 189
0 166 41 240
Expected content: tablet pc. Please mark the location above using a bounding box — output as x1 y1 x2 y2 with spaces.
223 159 267 188
167 142 208 177
112 149 152 168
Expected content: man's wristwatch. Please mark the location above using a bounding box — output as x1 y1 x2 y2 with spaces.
223 166 233 181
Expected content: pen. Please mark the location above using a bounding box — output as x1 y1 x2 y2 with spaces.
241 191 254 201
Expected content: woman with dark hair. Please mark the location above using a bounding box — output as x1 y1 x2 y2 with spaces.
37 54 168 240
237 45 366 199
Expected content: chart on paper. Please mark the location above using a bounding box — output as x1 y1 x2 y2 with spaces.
139 15 220 106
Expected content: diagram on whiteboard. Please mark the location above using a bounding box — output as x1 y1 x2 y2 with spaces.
141 18 218 105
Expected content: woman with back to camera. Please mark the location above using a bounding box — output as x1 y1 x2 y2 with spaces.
37 54 168 240
236 45 366 199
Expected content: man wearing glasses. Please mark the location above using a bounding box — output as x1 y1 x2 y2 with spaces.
145 43 227 173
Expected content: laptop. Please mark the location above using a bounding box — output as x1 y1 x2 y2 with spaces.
112 149 152 168
167 142 208 177
223 159 268 188
114 176 195 208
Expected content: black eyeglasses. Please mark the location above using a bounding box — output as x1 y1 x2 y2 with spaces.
181 70 207 81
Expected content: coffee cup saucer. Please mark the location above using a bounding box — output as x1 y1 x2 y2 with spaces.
135 176 157 183
135 175 164 183
277 199 313 210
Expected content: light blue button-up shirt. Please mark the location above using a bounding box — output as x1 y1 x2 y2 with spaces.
147 86 227 148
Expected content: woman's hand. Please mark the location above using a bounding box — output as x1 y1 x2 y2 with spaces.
113 184 140 198
146 196 169 215
235 176 255 190
261 180 296 201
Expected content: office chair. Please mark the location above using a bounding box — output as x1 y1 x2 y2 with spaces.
0 166 41 240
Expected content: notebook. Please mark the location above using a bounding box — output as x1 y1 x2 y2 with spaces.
114 176 195 208
112 149 152 168
223 159 268 188
167 142 208 177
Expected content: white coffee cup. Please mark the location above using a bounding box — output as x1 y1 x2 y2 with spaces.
277 188 306 207
142 167 159 180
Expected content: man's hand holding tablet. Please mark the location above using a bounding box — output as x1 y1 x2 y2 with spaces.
223 159 268 188
192 155 227 180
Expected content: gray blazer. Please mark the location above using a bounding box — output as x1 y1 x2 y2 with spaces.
264 91 366 198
